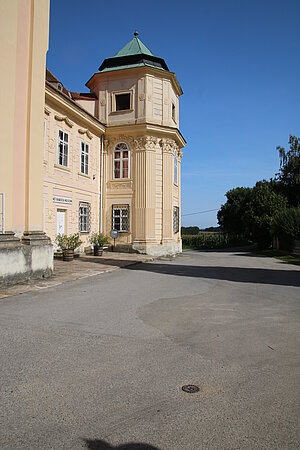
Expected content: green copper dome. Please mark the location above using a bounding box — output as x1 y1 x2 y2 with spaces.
98 32 169 73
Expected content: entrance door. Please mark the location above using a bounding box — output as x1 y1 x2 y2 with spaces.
57 209 66 236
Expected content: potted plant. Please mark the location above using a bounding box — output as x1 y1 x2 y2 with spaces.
56 233 82 261
90 232 108 256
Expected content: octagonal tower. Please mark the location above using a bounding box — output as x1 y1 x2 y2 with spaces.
86 32 186 255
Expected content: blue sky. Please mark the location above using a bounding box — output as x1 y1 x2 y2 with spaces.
47 0 300 228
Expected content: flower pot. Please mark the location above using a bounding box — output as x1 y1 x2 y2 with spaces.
93 246 103 256
63 249 74 261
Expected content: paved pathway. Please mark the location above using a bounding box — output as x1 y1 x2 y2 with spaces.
0 252 155 299
0 250 299 449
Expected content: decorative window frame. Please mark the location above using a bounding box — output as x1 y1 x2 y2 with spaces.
79 202 91 233
113 142 130 179
80 141 89 175
173 206 179 234
57 129 69 167
111 90 133 113
112 205 130 232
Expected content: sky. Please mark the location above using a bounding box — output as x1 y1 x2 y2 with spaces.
47 0 300 228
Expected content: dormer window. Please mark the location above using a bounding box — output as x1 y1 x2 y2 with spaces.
112 91 132 112
57 83 63 92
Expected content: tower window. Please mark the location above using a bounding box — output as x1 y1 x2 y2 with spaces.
115 93 131 111
173 206 179 234
114 142 130 179
172 102 176 122
112 205 129 232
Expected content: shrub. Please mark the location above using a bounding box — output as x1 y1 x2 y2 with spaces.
56 233 82 251
90 232 109 247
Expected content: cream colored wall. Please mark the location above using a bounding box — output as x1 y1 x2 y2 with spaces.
0 1 18 233
43 94 103 251
0 0 49 236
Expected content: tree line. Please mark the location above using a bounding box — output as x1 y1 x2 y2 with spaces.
217 135 300 249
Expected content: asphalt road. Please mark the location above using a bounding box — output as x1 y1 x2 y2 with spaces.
0 250 300 450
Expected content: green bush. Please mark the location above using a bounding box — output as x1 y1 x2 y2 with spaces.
56 233 82 250
273 207 300 250
90 232 109 247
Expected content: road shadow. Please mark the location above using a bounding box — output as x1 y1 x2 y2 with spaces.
83 439 160 450
125 262 300 287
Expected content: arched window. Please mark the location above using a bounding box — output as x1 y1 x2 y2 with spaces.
174 149 178 185
114 142 129 179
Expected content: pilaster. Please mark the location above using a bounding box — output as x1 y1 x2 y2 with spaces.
161 138 176 243
133 136 158 247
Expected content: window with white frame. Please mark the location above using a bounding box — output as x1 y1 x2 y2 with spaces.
58 130 68 167
114 142 129 179
80 141 89 175
112 205 129 232
174 150 178 185
173 206 179 234
79 202 90 233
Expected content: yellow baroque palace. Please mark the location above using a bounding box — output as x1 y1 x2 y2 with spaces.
0 0 185 285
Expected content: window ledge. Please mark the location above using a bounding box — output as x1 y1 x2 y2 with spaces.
78 172 91 179
110 109 134 115
55 164 70 172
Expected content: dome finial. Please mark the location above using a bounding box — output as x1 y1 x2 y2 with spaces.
134 30 139 37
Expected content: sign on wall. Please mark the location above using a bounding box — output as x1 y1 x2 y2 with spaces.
53 196 72 205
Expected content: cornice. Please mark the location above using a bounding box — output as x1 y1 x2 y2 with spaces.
105 123 186 149
86 66 183 97
45 85 105 135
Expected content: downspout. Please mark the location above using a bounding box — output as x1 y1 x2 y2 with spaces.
0 193 5 233
100 134 104 233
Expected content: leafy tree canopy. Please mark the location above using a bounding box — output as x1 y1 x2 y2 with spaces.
217 187 252 237
276 135 300 206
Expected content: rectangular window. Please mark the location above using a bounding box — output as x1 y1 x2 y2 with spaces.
173 206 179 234
172 102 176 121
115 93 131 111
58 130 68 167
80 142 89 175
174 150 178 185
79 202 90 233
112 205 129 232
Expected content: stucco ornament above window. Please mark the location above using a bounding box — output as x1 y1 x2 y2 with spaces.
78 128 93 139
54 114 74 128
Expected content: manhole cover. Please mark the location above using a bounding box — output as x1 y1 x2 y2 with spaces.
182 384 200 393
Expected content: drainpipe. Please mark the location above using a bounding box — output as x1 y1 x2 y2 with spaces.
100 135 104 233
0 192 4 233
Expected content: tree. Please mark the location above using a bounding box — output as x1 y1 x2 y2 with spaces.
276 135 300 206
218 182 288 248
245 181 288 248
217 187 252 237
273 207 300 250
